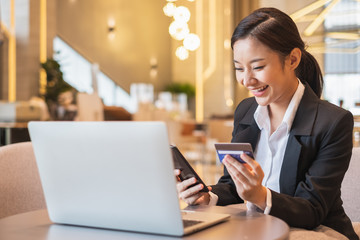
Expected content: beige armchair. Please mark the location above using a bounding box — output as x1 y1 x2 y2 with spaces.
0 142 46 219
342 147 360 237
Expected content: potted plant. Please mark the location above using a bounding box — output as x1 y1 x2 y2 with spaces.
41 58 77 120
164 82 195 99
164 82 196 115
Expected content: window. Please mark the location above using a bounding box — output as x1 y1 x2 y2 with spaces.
323 0 360 113
53 37 134 113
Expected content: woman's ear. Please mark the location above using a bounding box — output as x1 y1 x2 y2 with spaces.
288 48 301 70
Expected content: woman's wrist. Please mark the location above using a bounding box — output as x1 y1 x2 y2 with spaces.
254 186 268 210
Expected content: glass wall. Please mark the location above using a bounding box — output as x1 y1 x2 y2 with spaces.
323 0 360 114
53 37 134 112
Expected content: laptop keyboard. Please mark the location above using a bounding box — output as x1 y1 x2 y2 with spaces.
183 219 204 228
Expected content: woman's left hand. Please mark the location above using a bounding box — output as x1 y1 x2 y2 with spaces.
222 153 267 210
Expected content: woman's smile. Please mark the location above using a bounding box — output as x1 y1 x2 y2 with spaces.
249 85 269 96
233 37 298 108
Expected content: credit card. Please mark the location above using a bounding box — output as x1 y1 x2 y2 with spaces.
214 143 254 164
216 150 253 163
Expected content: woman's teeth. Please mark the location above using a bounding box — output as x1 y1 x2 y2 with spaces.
253 85 268 92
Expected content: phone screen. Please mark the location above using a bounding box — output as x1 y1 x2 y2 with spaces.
170 146 209 192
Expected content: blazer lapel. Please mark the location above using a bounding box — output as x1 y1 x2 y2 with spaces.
280 84 319 195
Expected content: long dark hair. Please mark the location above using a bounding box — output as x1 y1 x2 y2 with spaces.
231 8 323 98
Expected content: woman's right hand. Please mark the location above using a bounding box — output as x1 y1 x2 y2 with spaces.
174 169 212 206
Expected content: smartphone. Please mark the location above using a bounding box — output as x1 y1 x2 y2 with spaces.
214 143 254 164
170 145 209 193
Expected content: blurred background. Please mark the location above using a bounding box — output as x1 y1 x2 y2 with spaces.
0 0 359 183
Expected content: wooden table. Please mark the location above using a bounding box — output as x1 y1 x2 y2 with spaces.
0 205 289 240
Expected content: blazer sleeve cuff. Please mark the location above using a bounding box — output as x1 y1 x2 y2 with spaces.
246 188 272 214
264 188 272 215
208 191 219 206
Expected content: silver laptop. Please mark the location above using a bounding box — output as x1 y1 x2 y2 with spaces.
28 121 230 236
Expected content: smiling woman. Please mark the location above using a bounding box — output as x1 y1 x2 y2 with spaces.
175 7 359 240
232 37 300 114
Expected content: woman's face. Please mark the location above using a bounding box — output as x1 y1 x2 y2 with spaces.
233 37 298 108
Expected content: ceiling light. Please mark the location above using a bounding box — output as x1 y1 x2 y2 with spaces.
175 46 189 60
303 0 341 36
173 6 191 23
183 33 200 51
326 32 360 40
169 21 189 40
290 0 331 21
163 3 177 17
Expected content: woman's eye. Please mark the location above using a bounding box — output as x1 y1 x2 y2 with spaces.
234 67 244 71
253 66 264 70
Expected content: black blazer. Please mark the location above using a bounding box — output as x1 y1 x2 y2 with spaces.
211 84 358 240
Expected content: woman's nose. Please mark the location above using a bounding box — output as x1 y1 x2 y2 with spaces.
242 70 254 87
